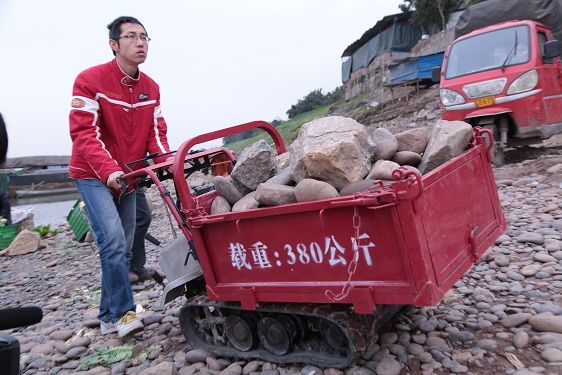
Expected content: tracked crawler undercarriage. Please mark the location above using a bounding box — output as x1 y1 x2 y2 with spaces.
179 295 403 368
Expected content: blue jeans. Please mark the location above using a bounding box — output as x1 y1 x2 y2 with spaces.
75 179 136 323
130 188 151 275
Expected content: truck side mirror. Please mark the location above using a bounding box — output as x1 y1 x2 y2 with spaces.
544 40 560 60
431 66 441 83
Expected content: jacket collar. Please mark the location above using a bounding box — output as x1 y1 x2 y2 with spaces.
112 58 141 87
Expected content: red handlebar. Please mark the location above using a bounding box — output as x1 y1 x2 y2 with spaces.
173 120 287 214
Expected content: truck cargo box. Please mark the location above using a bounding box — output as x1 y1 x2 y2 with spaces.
455 0 562 51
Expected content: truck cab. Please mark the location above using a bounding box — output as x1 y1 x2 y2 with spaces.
436 20 562 165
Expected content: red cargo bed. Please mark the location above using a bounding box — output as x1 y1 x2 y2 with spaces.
122 122 505 315
159 122 505 314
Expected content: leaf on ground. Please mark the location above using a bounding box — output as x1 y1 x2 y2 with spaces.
137 344 161 362
78 345 133 370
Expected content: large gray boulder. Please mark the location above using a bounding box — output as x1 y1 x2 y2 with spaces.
289 116 374 190
339 179 377 196
367 160 401 180
254 183 297 206
370 127 398 161
266 168 293 186
396 127 429 154
418 120 472 174
212 176 242 205
276 153 290 171
210 196 231 214
232 192 260 212
294 179 339 202
392 151 422 166
231 139 276 194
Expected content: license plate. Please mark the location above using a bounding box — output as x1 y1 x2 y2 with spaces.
475 96 496 107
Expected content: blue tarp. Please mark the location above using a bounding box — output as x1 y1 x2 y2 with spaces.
389 59 418 84
389 52 444 85
417 53 444 79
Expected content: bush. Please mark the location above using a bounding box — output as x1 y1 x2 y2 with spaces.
286 87 343 119
222 86 343 145
222 129 259 145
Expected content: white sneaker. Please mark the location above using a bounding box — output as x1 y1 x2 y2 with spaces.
135 304 145 314
115 311 144 337
135 304 146 320
100 320 117 335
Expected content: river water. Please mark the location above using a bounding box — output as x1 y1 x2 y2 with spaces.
11 192 81 227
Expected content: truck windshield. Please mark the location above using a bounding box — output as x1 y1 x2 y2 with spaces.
445 25 530 79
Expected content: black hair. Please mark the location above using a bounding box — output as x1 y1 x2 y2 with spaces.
107 16 147 56
0 113 8 165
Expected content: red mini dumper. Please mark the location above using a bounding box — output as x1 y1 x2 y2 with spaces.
122 121 505 368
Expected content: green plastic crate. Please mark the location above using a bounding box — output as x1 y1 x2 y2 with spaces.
0 224 17 250
67 200 90 242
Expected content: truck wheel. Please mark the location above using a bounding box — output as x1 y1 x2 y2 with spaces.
483 124 505 167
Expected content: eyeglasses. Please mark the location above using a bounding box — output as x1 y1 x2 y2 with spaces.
117 33 151 42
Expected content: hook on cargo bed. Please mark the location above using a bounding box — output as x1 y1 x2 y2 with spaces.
392 166 423 200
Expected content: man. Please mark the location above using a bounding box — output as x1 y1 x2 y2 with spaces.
68 16 172 337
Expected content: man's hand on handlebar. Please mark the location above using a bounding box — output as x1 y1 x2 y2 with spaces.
107 171 125 190
164 156 175 174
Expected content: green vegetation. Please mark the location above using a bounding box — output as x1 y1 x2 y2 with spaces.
33 224 58 238
68 287 101 306
222 87 342 148
399 0 487 31
223 104 332 153
137 344 160 362
399 0 458 31
78 345 133 370
286 87 343 119
78 344 161 370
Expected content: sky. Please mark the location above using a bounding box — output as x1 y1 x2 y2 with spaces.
0 0 402 158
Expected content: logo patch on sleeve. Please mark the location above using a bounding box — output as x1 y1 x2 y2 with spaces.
71 98 85 108
138 93 149 100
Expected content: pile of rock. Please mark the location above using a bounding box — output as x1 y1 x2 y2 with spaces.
210 116 474 214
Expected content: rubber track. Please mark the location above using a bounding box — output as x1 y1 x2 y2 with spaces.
179 295 401 368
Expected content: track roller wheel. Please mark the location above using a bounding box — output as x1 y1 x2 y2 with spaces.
275 314 302 341
257 317 291 355
320 320 347 352
225 315 253 351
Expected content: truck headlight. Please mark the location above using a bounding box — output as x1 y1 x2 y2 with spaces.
439 88 465 106
507 69 538 95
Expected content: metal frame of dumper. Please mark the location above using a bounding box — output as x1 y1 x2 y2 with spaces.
122 121 506 315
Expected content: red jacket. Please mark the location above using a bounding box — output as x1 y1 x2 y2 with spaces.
69 59 171 183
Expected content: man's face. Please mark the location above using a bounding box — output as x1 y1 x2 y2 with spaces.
110 22 149 66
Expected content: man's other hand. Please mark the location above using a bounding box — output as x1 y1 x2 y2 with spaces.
107 171 125 190
165 156 174 174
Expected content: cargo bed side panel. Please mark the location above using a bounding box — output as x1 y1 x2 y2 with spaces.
195 202 419 306
417 148 504 288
